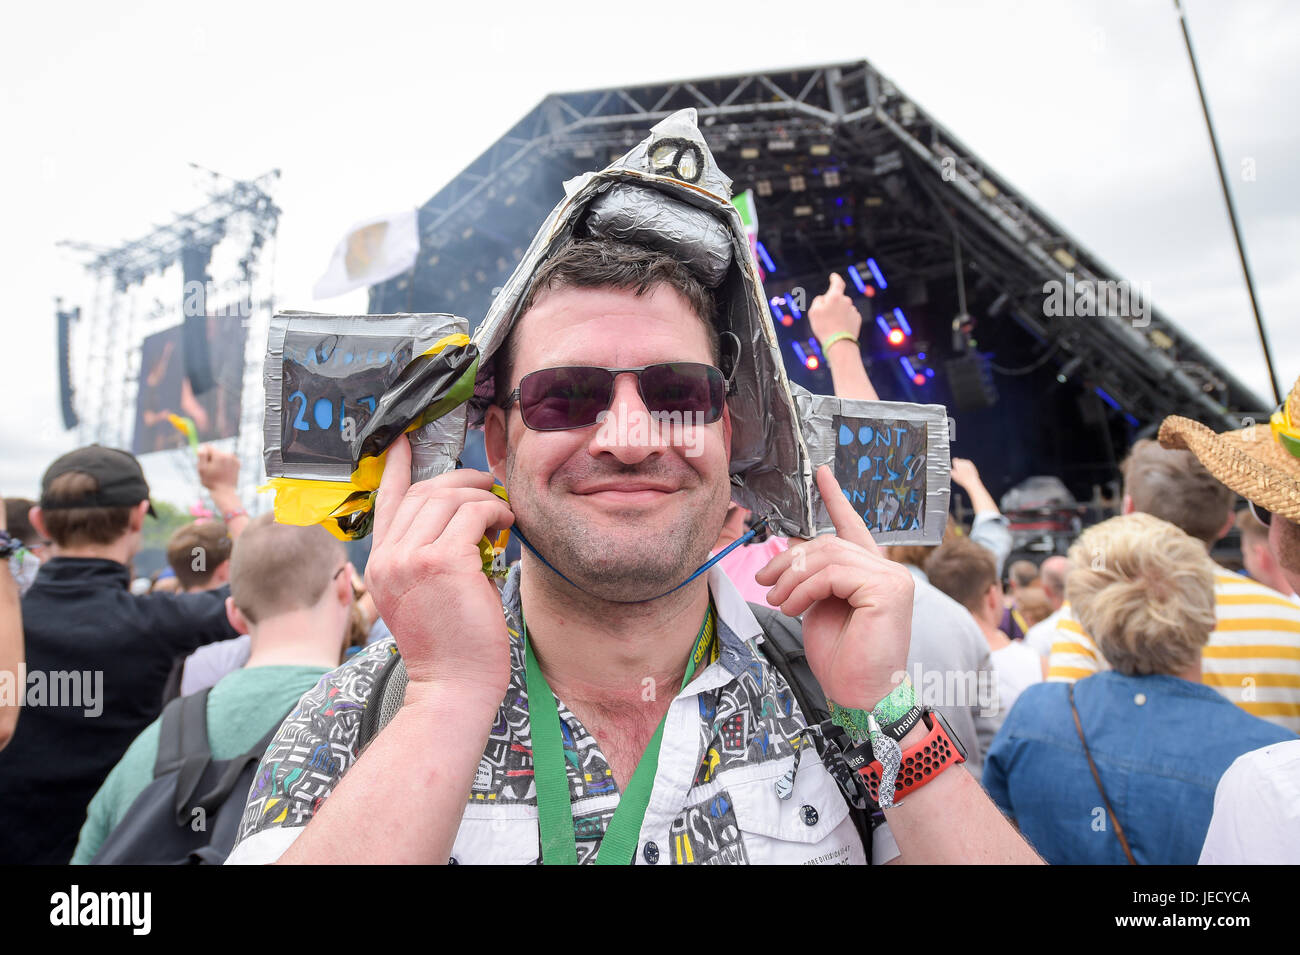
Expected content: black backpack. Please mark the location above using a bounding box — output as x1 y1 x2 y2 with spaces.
91 689 284 865
357 602 876 861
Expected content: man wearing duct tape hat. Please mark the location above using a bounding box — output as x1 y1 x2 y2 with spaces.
1160 381 1300 864
228 110 1037 866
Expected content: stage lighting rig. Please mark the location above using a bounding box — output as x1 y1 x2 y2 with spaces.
791 337 824 371
876 306 912 347
899 351 934 387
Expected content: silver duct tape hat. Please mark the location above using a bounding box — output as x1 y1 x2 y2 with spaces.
469 108 818 537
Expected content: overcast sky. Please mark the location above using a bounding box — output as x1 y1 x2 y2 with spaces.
2 0 1296 509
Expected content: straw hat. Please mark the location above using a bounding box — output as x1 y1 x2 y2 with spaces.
1158 377 1300 522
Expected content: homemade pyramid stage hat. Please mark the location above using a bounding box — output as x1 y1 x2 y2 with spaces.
468 107 818 537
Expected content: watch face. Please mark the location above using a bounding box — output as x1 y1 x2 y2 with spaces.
930 708 968 760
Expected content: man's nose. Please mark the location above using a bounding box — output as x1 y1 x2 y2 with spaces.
589 372 660 464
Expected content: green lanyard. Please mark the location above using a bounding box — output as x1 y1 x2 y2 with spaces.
522 603 716 865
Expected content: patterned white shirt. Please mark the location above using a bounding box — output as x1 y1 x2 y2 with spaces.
225 565 898 865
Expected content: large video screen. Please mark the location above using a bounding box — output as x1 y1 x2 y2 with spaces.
131 317 247 454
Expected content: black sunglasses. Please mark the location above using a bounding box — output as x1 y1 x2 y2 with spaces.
503 361 731 432
1250 499 1273 528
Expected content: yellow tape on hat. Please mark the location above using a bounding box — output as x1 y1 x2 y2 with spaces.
262 333 476 540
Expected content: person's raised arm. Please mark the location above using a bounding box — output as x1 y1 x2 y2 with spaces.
952 458 1012 576
0 505 22 750
276 435 514 864
808 273 878 402
950 458 998 516
197 445 248 540
755 467 1041 864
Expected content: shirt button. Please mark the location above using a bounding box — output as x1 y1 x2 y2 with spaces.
1134 694 1147 706
801 805 819 826
643 841 659 865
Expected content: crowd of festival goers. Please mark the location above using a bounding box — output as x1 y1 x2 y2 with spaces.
3 281 1298 866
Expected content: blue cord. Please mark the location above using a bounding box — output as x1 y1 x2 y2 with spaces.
510 517 769 604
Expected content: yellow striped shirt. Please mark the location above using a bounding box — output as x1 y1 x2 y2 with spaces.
1046 569 1300 734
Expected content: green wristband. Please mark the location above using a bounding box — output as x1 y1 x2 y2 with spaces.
820 331 859 352
829 677 919 745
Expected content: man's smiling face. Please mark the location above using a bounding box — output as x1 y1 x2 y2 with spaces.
484 282 732 602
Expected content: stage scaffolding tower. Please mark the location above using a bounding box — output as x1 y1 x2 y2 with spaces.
57 169 281 509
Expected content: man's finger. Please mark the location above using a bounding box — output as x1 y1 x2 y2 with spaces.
390 485 508 551
382 469 498 549
423 501 517 564
816 465 879 554
760 540 876 607
373 434 413 543
828 272 845 294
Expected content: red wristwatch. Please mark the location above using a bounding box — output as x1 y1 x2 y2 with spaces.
857 709 966 805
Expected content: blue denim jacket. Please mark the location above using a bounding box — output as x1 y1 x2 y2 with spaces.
983 671 1296 864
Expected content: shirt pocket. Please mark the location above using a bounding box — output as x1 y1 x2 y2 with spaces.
725 758 865 865
448 809 541 865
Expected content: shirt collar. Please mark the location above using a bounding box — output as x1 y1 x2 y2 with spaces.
499 561 765 679
34 556 131 588
1095 670 1228 703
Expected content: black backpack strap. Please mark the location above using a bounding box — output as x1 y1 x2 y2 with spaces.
153 694 190 778
190 717 283 817
747 602 876 863
748 603 831 725
160 655 186 708
170 689 215 825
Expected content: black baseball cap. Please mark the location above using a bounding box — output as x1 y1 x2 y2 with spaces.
40 445 157 517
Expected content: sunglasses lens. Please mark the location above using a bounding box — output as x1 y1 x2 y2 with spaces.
519 366 613 430
639 363 724 422
1250 499 1273 527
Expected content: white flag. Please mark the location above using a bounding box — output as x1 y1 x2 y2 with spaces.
312 210 420 299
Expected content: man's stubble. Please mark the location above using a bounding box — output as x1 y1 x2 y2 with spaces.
505 449 730 603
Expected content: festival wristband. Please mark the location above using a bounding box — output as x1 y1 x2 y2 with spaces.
820 331 860 353
221 508 248 522
828 676 922 745
857 709 966 808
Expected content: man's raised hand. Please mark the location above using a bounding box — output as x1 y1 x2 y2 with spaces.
754 465 913 710
367 434 515 702
808 272 863 346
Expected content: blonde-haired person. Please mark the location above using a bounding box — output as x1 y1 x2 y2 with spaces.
982 513 1295 864
1046 438 1300 735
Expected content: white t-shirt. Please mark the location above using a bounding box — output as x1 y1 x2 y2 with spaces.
180 634 252 697
1023 606 1064 658
1199 739 1300 864
990 640 1043 714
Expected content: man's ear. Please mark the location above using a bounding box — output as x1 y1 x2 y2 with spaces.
1121 494 1135 515
987 583 1003 618
225 596 250 635
212 559 231 586
338 561 356 606
1215 512 1235 543
721 401 733 462
129 499 150 533
484 406 508 486
29 506 51 545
